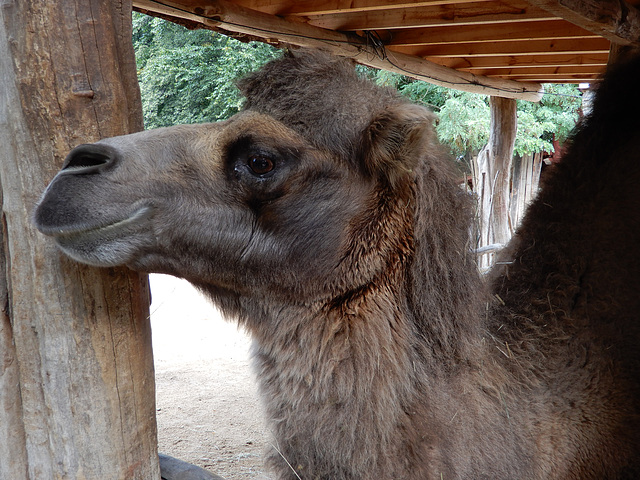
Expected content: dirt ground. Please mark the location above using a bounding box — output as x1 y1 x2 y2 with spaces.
150 274 273 480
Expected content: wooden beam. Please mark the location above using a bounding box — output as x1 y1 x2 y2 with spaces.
393 38 611 57
302 1 555 31
388 19 600 46
431 53 609 69
488 72 603 81
525 0 640 45
498 77 600 82
234 0 491 16
474 64 605 76
133 0 544 101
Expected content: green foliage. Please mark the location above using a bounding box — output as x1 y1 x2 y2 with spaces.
514 108 554 156
432 92 491 158
397 77 582 158
132 13 280 128
399 80 449 112
518 83 583 148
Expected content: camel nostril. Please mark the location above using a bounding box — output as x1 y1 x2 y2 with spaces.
62 144 117 174
65 153 109 170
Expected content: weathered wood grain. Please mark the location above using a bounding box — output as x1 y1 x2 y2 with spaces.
0 1 160 478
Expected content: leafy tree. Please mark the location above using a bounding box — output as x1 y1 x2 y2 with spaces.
132 13 280 128
515 83 583 155
431 92 491 158
389 74 583 159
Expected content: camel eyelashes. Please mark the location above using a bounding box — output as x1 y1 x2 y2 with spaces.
248 154 275 175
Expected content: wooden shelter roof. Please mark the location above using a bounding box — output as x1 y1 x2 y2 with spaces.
133 0 640 100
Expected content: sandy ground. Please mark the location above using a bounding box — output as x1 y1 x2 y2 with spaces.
150 274 272 480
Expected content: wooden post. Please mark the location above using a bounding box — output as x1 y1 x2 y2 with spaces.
0 1 160 479
509 152 544 230
472 96 518 268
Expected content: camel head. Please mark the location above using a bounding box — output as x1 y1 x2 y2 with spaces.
34 50 438 306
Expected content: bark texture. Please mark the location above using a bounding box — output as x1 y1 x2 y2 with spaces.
0 1 159 478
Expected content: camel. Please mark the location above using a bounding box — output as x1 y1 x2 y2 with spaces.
34 49 640 479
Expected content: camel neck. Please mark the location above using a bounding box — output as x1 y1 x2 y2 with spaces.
248 286 423 476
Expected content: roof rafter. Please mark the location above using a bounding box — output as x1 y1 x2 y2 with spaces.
477 64 605 76
431 52 609 69
393 38 610 57
387 19 599 46
233 0 493 17
302 1 555 31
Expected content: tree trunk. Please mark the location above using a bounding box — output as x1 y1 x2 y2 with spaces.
472 96 518 269
0 1 160 479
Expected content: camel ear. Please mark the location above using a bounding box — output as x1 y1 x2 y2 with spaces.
360 104 436 187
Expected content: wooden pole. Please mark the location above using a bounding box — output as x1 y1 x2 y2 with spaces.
510 152 544 229
0 1 160 479
473 96 518 268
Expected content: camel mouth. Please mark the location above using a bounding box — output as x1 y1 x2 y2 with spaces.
38 205 153 239
36 205 155 267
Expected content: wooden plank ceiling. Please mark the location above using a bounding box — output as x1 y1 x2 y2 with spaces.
133 0 640 100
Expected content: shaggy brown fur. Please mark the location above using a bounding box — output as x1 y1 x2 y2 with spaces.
34 50 640 479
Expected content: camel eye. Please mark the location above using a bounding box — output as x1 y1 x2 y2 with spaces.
248 155 275 175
